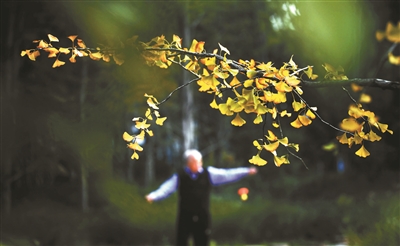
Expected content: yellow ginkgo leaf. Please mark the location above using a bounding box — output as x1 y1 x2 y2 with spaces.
388 52 400 65
135 120 151 130
145 130 153 136
292 100 305 112
249 154 267 166
131 152 139 160
270 106 278 119
274 155 289 167
230 76 241 87
128 142 143 152
68 35 78 42
218 42 230 55
38 40 49 49
295 86 303 95
263 141 279 152
355 145 370 158
246 70 258 79
288 143 299 152
231 113 246 127
367 130 382 142
336 133 348 144
353 132 363 145
204 56 216 67
298 115 312 126
340 118 362 132
348 104 364 119
377 122 393 134
359 93 372 103
285 76 300 87
44 47 59 58
275 81 292 92
146 97 159 110
145 108 153 120
52 59 65 68
243 79 254 88
351 83 363 92
290 117 303 129
89 52 102 61
59 47 70 54
278 137 289 146
272 121 279 128
155 117 167 126
219 103 234 116
376 30 386 42
27 50 40 61
274 91 287 104
385 21 400 43
255 104 268 115
253 140 262 150
265 130 278 141
136 130 145 141
255 78 268 89
77 39 86 48
304 66 318 80
122 132 134 142
262 91 276 102
210 98 219 109
254 115 263 124
306 109 316 120
48 34 59 42
69 54 77 63
280 110 291 117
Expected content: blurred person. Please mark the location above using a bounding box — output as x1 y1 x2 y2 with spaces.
145 149 257 246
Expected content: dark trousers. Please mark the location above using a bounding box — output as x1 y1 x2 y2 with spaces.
176 211 211 246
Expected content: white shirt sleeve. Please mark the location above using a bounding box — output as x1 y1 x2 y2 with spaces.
207 166 251 186
147 174 178 201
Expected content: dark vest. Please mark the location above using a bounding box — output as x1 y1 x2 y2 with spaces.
177 168 211 215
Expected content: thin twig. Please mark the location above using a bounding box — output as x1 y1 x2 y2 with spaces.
157 77 200 105
293 90 354 136
287 148 308 170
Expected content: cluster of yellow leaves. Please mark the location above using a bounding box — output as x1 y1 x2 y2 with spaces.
249 130 299 167
376 22 400 65
138 35 370 166
21 34 136 67
21 33 395 165
337 102 392 158
122 94 167 159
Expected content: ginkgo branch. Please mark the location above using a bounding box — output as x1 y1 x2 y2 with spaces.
145 47 278 80
286 148 308 170
157 77 200 105
293 89 354 136
302 78 400 90
21 33 396 163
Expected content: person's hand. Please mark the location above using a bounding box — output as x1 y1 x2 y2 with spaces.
249 167 257 175
145 195 153 203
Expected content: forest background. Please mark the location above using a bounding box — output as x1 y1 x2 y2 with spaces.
1 1 399 245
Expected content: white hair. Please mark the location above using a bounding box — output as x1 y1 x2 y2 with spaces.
183 149 202 162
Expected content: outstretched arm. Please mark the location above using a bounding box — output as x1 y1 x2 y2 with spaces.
208 166 257 186
145 174 178 203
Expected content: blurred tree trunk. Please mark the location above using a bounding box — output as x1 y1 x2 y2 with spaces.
80 60 89 212
144 137 155 187
1 2 23 214
181 1 197 152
